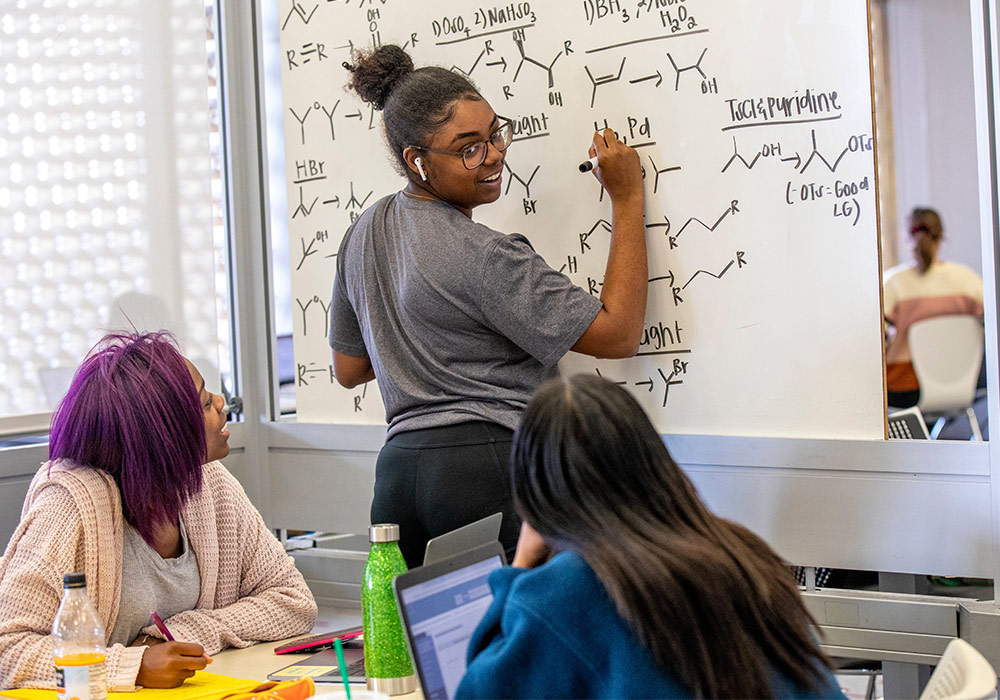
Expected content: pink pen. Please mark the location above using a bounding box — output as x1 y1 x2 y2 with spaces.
150 611 175 641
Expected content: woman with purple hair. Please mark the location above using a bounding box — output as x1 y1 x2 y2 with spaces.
0 331 317 691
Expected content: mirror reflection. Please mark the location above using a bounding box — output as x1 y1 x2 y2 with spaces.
872 0 988 440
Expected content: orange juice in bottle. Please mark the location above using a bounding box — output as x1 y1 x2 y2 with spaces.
52 573 107 700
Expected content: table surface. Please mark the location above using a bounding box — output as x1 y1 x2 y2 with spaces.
208 607 422 699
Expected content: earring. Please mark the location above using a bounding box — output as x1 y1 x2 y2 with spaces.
415 157 427 182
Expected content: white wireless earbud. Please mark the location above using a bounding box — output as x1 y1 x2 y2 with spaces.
415 157 427 181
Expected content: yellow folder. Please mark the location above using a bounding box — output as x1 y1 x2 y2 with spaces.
0 671 261 700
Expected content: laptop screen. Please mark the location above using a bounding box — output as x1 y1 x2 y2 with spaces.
396 552 504 699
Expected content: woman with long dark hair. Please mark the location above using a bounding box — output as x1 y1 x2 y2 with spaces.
457 375 844 699
0 332 316 691
332 45 646 567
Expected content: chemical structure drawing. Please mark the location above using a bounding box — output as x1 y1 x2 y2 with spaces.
722 137 800 173
282 1 318 30
297 236 318 271
666 48 707 91
504 161 540 198
799 129 849 174
681 251 747 291
320 102 339 139
512 36 561 88
656 367 684 408
647 155 681 194
288 106 312 145
296 295 331 337
286 42 331 71
345 182 374 212
683 260 734 290
296 361 331 387
451 48 486 77
669 201 739 249
301 182 372 222
585 57 626 108
296 230 336 271
578 218 612 255
291 186 319 219
721 136 762 172
595 366 686 409
288 100 340 145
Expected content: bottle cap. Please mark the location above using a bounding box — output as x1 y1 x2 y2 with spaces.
63 573 86 588
369 524 400 542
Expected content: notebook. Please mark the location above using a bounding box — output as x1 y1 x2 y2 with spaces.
423 512 503 565
267 636 366 683
393 541 507 700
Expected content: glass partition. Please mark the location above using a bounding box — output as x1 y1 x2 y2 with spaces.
0 0 234 435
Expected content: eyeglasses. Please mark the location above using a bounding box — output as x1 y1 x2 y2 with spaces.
412 119 513 170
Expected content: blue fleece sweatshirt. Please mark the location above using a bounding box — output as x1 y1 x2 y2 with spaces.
455 551 846 699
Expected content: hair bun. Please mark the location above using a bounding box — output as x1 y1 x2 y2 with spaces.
344 45 415 110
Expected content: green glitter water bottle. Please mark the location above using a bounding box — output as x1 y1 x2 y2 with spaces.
363 523 416 695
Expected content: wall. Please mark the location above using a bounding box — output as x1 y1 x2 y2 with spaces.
887 0 983 273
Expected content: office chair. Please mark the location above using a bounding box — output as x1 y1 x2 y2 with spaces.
919 638 997 700
908 315 985 440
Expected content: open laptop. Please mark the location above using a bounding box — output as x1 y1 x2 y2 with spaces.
267 635 366 683
423 513 503 565
393 541 507 700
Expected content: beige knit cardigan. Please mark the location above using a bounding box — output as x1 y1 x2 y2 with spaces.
0 460 318 691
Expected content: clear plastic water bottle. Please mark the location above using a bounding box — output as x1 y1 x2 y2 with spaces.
362 524 415 695
52 573 107 700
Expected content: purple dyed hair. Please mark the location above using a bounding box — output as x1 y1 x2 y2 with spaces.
48 331 206 547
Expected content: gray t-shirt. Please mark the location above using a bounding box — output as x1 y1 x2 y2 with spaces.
108 518 200 647
330 191 602 437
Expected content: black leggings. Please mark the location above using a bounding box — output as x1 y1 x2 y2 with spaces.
370 421 522 569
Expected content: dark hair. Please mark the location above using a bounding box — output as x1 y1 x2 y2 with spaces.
909 207 944 273
344 44 482 175
511 375 834 699
48 331 205 547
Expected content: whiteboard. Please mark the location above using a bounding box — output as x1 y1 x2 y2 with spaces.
277 0 885 439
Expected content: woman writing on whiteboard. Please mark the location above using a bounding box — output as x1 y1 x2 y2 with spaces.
884 207 984 408
331 45 646 567
456 375 844 699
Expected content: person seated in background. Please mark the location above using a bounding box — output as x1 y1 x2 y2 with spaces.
0 331 317 691
884 207 984 408
456 375 845 700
